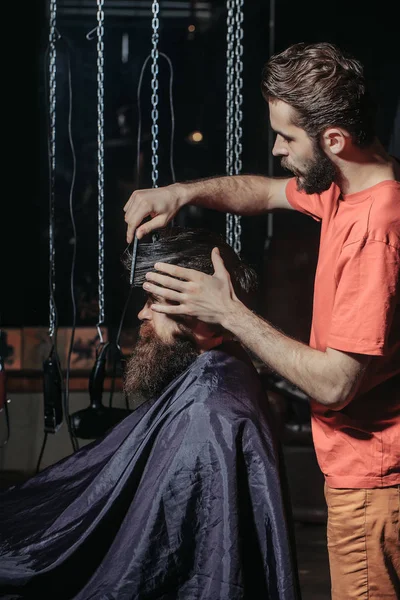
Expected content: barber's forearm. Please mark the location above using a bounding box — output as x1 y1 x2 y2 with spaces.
223 302 350 409
178 175 274 215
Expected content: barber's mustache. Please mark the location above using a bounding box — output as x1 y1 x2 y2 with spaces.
281 158 302 177
281 157 292 171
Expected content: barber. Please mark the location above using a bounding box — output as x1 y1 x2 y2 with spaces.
123 42 400 600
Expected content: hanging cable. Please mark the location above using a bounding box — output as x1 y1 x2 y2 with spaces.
109 1 176 411
38 0 79 470
35 432 48 473
165 53 176 187
132 5 175 323
70 3 131 440
109 9 176 409
65 1 111 444
109 46 176 410
110 3 160 410
38 8 80 469
225 0 244 255
42 0 65 449
63 36 79 453
76 1 110 428
0 326 11 449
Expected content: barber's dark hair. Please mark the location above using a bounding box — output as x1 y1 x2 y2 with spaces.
261 42 376 146
122 227 258 305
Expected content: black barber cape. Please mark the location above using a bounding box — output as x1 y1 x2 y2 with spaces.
0 344 301 600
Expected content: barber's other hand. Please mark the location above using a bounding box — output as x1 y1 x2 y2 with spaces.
123 183 187 243
142 248 242 327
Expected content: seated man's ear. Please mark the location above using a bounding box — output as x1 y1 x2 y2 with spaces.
175 317 225 350
191 320 224 351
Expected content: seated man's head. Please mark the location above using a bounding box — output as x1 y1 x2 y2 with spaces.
122 227 258 400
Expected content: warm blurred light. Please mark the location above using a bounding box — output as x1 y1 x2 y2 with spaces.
188 24 196 32
188 131 203 143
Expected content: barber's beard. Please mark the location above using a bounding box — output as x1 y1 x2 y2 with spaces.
123 323 200 400
281 140 337 195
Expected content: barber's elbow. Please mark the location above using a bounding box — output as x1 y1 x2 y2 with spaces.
326 396 350 411
323 384 353 411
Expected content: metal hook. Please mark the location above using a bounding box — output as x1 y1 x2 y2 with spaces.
0 398 11 413
86 26 98 41
96 324 104 345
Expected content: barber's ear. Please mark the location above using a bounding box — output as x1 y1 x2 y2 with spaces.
321 128 349 155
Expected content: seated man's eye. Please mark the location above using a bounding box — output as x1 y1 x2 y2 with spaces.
147 293 163 304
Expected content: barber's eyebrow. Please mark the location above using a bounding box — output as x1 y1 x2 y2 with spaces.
272 128 294 141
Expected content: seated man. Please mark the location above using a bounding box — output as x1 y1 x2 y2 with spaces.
0 228 300 600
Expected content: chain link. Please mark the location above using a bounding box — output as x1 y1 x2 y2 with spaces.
225 0 243 255
48 0 58 340
96 0 105 334
151 0 160 188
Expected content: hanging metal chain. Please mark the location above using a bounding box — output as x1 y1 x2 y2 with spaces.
225 0 244 254
225 0 235 248
48 0 58 340
233 0 244 177
225 0 235 179
96 0 105 339
151 0 160 188
232 0 244 255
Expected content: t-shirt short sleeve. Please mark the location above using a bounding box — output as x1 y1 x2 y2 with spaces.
285 178 324 221
328 239 400 355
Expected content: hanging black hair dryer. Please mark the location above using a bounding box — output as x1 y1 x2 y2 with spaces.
43 348 64 433
0 329 11 446
70 342 131 439
0 330 8 414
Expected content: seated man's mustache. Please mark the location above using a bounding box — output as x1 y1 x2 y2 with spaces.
138 322 154 339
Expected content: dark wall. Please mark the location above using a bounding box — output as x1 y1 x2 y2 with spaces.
4 1 399 342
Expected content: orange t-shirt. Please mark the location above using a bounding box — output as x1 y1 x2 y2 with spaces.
286 178 400 488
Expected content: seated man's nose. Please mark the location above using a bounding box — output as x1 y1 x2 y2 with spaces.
138 306 152 321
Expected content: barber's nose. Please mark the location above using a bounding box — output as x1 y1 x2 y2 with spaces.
272 135 288 157
138 301 152 322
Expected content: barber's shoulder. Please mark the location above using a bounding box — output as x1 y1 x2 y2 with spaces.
268 177 296 211
367 182 400 242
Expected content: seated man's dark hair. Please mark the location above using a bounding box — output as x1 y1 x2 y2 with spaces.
122 227 258 305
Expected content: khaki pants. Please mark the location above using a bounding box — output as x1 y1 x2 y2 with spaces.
324 484 400 599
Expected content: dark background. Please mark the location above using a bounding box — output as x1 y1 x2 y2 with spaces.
4 0 399 341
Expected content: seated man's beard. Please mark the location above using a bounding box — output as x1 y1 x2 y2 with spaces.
124 323 200 400
281 140 337 195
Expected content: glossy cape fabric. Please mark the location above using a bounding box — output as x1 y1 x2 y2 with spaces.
0 345 300 600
